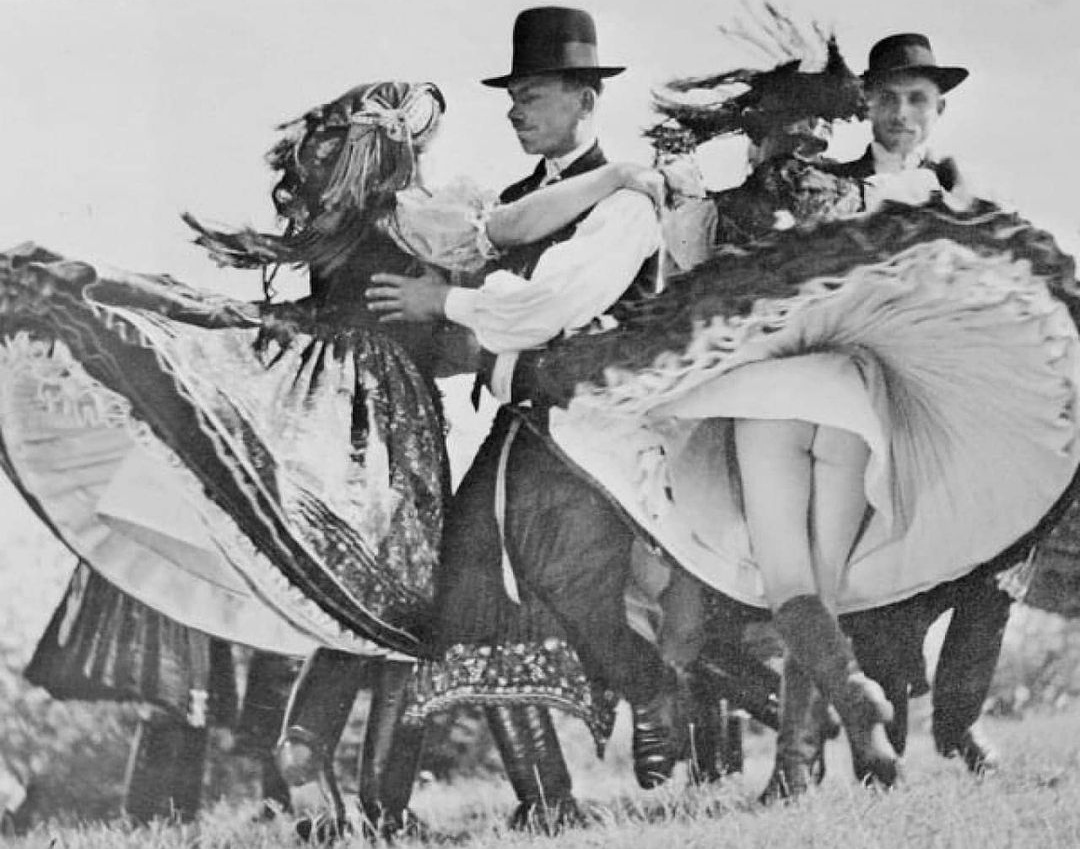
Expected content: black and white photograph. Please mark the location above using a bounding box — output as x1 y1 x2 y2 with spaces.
1 0 1079 845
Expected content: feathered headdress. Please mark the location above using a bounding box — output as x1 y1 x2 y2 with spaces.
646 4 864 154
183 81 445 291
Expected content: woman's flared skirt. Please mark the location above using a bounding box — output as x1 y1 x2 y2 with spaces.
0 244 447 656
538 202 1080 612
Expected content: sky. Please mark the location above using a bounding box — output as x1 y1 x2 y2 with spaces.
2 0 1079 299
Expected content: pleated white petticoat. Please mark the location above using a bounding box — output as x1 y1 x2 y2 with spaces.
548 239 1080 612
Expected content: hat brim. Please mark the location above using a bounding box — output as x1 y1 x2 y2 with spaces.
481 66 626 88
863 65 968 94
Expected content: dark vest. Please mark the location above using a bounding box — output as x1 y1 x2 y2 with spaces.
496 142 609 278
501 142 660 317
822 145 958 192
472 142 660 406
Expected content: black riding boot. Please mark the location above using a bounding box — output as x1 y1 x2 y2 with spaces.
759 655 832 803
124 712 208 824
484 704 583 834
275 648 367 842
773 596 900 790
357 659 427 840
234 650 298 819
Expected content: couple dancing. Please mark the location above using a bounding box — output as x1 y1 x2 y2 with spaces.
2 3 1078 836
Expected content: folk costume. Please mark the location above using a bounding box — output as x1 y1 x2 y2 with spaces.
0 80 483 837
823 32 1063 779
0 83 466 659
417 138 661 721
410 7 698 821
515 19 1080 795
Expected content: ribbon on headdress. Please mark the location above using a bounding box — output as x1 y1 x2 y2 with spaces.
323 85 442 210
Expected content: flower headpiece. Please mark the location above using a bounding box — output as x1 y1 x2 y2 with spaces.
646 4 864 155
184 81 445 288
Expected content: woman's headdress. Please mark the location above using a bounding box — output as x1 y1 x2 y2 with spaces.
184 81 446 289
646 4 864 154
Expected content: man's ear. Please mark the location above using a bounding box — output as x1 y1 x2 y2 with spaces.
937 97 947 117
579 87 597 115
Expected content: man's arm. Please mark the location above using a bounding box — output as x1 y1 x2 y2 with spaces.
367 189 659 352
485 164 663 248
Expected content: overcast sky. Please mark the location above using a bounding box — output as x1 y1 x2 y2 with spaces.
2 0 1078 297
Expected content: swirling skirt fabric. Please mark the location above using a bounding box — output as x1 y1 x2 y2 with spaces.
0 245 446 657
536 202 1080 612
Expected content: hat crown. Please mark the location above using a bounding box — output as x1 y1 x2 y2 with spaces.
867 33 936 76
513 6 598 47
482 5 625 88
863 31 968 92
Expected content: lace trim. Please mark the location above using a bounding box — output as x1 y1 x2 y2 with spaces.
471 203 501 262
0 331 131 430
409 638 619 752
573 239 1071 415
997 545 1040 603
560 240 1079 528
98 301 429 644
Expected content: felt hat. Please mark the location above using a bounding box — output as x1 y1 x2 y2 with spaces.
482 6 625 88
863 33 968 93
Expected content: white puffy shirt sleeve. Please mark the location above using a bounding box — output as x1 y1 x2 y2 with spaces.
443 189 660 354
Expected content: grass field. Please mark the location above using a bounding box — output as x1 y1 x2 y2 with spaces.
8 707 1080 849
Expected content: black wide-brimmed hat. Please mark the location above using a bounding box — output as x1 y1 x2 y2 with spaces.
862 33 968 93
482 6 625 88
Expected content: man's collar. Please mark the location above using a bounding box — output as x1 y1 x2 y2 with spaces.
543 139 598 182
871 140 929 174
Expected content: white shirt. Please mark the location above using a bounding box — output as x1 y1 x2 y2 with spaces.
444 161 661 403
870 140 928 174
542 139 598 184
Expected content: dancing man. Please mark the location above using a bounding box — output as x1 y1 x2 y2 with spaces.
828 33 1015 776
368 6 687 827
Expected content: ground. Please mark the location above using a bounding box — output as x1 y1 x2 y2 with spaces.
7 709 1080 849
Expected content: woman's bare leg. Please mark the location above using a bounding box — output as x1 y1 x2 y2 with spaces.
735 418 898 791
734 418 817 607
808 425 871 606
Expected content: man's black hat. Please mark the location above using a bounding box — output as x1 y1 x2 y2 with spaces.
863 33 968 93
482 6 625 88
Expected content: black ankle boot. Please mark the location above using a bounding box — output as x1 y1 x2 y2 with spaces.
255 753 292 820
123 713 208 824
357 660 428 841
631 667 689 789
937 722 1001 775
485 704 583 834
275 649 367 843
759 656 830 803
277 726 348 843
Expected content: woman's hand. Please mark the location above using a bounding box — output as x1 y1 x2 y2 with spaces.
611 162 666 209
657 155 707 204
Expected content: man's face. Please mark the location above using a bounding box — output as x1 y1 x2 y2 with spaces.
867 73 946 156
506 75 591 158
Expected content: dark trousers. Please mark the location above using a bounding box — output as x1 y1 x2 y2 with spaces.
436 408 667 704
843 565 1012 754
